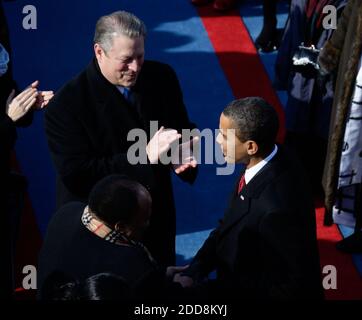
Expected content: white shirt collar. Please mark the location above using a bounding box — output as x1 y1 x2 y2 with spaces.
244 144 278 185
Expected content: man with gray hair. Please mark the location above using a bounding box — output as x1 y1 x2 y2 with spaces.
44 11 197 267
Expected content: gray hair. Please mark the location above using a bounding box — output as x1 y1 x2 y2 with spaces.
94 11 147 52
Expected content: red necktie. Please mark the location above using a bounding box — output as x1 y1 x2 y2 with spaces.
238 174 246 194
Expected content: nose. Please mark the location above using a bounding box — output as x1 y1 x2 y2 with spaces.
129 59 141 73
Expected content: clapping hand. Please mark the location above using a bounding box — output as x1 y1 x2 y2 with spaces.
172 136 199 174
146 126 181 164
6 80 54 122
6 87 37 122
30 80 54 109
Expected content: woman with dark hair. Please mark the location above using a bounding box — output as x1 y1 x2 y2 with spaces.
41 272 131 300
37 175 187 299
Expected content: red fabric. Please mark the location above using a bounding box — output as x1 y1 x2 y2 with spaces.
196 5 285 143
306 0 335 28
238 174 246 194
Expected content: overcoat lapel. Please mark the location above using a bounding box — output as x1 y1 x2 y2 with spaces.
218 150 284 238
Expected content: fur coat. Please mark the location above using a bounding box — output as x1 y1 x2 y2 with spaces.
318 0 362 216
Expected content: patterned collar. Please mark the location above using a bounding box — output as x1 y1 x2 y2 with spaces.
81 209 122 244
81 207 157 266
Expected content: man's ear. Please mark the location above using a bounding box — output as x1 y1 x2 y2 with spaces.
115 222 133 237
246 140 258 156
94 43 104 61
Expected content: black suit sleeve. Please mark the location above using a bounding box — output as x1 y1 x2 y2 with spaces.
181 229 219 281
208 209 321 300
0 114 16 151
256 210 321 299
44 101 154 198
0 114 15 182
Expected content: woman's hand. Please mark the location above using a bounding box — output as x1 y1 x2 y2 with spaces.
6 87 37 122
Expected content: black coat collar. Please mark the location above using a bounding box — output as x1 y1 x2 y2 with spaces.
85 58 144 128
234 145 285 199
218 146 286 236
86 58 118 104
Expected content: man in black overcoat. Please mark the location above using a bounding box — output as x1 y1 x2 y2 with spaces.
44 11 197 267
174 97 323 300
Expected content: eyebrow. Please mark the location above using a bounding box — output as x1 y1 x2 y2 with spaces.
117 53 143 60
116 56 132 60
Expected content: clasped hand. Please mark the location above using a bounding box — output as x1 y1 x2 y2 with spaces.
166 265 194 288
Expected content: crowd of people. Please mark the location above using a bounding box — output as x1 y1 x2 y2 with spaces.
2 0 362 301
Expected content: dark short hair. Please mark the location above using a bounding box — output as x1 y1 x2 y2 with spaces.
88 174 149 227
222 97 279 152
79 273 131 300
41 272 131 300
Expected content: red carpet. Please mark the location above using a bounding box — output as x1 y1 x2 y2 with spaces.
197 5 285 143
316 202 362 300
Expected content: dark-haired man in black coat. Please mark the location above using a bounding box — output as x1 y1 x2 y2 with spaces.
44 11 197 267
175 97 323 300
